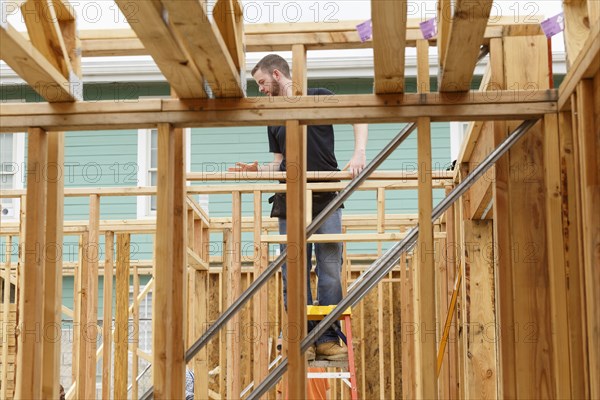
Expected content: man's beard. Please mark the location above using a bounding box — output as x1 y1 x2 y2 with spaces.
270 82 280 96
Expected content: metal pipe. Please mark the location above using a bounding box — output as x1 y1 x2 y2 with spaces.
248 118 539 399
140 122 417 400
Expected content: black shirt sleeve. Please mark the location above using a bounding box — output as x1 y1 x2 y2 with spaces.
268 126 281 153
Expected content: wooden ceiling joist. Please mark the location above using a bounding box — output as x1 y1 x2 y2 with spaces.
114 0 208 99
20 0 73 79
563 0 591 65
438 0 494 92
371 0 408 94
0 90 557 132
213 0 245 72
0 23 80 102
161 0 244 98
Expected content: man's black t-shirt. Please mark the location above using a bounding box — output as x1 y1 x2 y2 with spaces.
267 87 342 218
268 88 338 172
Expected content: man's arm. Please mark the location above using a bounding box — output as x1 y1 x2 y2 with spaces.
229 153 283 172
343 124 368 177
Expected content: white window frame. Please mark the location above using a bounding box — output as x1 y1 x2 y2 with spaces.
450 122 472 162
0 132 25 222
137 128 192 219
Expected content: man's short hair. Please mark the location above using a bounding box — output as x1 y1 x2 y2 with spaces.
251 54 291 79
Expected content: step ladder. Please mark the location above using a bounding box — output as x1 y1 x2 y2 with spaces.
307 305 358 400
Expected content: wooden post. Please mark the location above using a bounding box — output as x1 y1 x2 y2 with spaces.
543 113 571 399
416 39 430 93
502 35 554 398
72 233 83 384
488 36 517 400
15 127 47 400
114 233 130 400
463 220 497 398
102 231 115 399
76 229 90 400
558 109 588 399
227 191 242 399
41 131 64 399
79 194 100 400
253 191 269 395
193 219 209 400
1 236 13 400
285 120 307 400
415 116 437 399
444 185 459 400
131 264 140 399
292 44 307 96
401 255 416 399
575 78 600 399
456 164 469 400
220 229 231 399
153 123 187 399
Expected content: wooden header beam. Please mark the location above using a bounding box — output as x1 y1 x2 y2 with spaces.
0 90 557 131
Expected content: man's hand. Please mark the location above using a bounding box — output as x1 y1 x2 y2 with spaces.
343 151 366 178
228 161 259 172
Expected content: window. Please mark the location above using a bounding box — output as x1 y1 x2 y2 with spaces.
0 133 25 221
450 122 471 162
137 128 206 218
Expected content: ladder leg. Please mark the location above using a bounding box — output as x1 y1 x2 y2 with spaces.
344 315 359 400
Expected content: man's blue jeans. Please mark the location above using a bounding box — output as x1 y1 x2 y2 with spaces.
279 208 343 344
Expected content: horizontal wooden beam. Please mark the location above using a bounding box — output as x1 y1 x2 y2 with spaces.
558 21 600 110
0 23 80 102
0 179 452 202
188 170 453 181
0 90 557 131
186 248 209 271
76 18 544 56
262 232 446 243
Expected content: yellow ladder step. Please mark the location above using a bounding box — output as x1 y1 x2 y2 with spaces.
306 305 352 320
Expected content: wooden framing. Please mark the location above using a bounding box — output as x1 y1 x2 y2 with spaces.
113 0 207 99
0 23 80 102
161 0 244 98
285 120 308 399
415 117 436 399
438 0 494 91
14 128 47 399
372 0 407 93
40 131 64 399
77 18 544 56
0 91 558 132
2 6 599 400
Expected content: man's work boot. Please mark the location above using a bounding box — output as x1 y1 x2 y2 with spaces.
305 344 316 361
316 341 348 361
